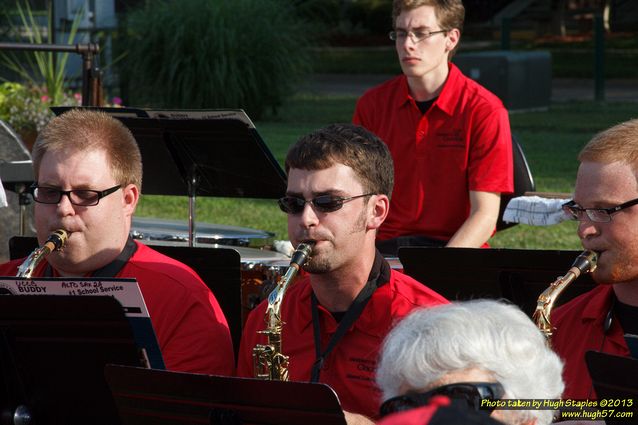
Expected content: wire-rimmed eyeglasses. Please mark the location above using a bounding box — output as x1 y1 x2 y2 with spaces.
30 184 122 206
389 29 448 43
562 198 638 223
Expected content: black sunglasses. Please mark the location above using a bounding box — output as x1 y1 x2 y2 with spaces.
30 184 122 207
278 193 374 214
379 382 505 417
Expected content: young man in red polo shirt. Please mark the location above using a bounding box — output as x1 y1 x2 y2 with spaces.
553 119 638 400
236 124 447 424
353 0 513 255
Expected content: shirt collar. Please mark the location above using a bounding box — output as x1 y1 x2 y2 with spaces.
582 284 615 323
396 62 460 117
434 62 462 116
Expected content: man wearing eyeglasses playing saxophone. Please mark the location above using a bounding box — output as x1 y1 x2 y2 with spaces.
0 109 234 376
552 119 638 402
353 0 513 255
236 124 447 424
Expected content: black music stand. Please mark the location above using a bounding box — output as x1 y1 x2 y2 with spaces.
8 235 38 260
7 236 244 360
105 364 346 425
51 107 287 247
0 296 144 425
586 351 638 424
398 247 596 317
145 244 243 358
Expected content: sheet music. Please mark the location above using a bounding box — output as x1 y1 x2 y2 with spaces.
145 109 256 128
0 277 164 369
0 277 149 317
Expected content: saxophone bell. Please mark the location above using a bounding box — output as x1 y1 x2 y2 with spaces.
533 250 597 344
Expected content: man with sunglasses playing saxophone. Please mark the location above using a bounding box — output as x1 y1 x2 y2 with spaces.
0 109 234 376
552 119 638 401
376 300 564 425
236 124 447 424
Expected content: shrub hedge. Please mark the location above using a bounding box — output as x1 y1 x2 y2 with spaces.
120 0 314 119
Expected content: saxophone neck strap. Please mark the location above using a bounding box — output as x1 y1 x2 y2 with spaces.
44 237 138 278
309 251 390 383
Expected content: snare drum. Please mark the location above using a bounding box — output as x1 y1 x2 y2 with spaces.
131 219 292 327
131 216 275 248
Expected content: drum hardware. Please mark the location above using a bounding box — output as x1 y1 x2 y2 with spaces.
130 217 275 248
240 260 289 326
1 404 32 425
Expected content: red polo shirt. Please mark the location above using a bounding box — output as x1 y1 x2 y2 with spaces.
377 396 451 425
353 63 513 242
236 259 448 419
552 284 630 399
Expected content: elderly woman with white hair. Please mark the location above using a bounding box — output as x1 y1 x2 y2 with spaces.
376 299 565 425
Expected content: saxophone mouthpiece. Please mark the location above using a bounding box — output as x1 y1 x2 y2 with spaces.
45 229 70 252
571 250 598 276
290 241 315 268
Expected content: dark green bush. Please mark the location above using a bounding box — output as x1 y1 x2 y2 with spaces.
120 0 314 119
346 0 392 36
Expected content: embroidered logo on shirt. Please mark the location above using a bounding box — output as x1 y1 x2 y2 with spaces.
347 356 376 382
435 129 465 148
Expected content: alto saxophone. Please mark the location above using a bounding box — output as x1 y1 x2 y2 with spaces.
16 229 69 278
253 241 314 380
533 250 597 343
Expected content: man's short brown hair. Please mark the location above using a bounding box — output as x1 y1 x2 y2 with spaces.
392 0 465 31
32 109 143 190
285 123 394 198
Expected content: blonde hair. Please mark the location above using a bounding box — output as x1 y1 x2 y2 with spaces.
33 109 142 190
579 118 638 169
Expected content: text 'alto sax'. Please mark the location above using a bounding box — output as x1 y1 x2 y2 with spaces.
252 241 314 381
533 250 597 344
16 229 69 278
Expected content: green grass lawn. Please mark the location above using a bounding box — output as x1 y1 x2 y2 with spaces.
136 95 638 251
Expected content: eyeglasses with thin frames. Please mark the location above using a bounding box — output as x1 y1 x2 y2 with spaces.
379 382 504 417
562 198 638 223
389 29 448 44
278 193 374 215
30 184 122 207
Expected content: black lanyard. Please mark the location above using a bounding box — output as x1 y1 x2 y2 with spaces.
309 251 390 382
44 237 138 278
